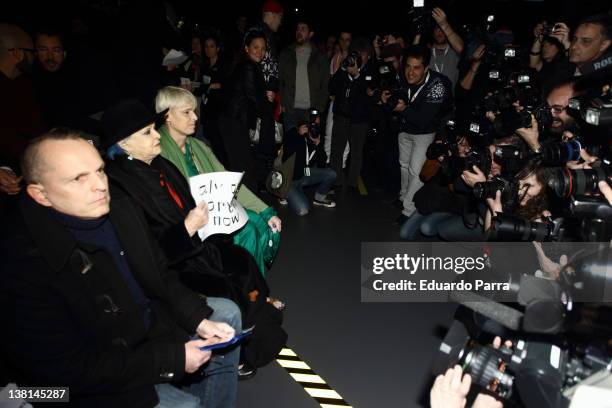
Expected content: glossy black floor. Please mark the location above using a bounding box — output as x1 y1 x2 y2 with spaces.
237 187 458 408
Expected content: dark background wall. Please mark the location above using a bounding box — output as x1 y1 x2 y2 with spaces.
5 0 609 104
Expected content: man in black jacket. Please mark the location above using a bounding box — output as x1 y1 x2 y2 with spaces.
0 130 241 407
328 37 376 190
568 14 611 76
282 110 336 215
32 30 118 140
251 0 284 95
383 45 452 224
279 18 329 131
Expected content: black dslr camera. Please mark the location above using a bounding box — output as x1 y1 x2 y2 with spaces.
308 108 321 137
541 23 563 36
425 121 464 161
463 148 492 176
341 51 362 70
568 89 612 127
485 85 553 139
370 61 404 109
434 245 612 407
407 0 433 35
473 176 511 200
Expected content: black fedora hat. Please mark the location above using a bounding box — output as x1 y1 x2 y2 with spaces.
100 99 168 148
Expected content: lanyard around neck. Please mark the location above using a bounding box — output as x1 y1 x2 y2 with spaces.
305 139 316 166
407 71 431 103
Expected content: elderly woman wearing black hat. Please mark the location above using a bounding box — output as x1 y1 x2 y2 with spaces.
101 99 287 378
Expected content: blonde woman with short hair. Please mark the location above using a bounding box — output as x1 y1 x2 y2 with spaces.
156 86 282 280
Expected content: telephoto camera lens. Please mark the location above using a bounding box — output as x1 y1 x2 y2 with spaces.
460 344 515 398
492 213 554 241
548 165 611 198
538 140 582 166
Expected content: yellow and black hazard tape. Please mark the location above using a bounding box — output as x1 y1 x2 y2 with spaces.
357 176 368 196
276 348 353 408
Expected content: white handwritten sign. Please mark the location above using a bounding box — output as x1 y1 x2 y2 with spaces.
189 172 248 240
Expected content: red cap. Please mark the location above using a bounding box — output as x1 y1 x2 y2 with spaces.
262 0 283 14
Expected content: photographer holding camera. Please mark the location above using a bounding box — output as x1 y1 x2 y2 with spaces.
430 337 512 408
483 161 551 239
430 365 503 408
281 109 337 215
432 143 504 242
569 14 612 76
545 80 577 137
328 37 377 191
370 43 404 198
401 130 472 240
384 45 452 224
413 7 464 90
529 22 575 91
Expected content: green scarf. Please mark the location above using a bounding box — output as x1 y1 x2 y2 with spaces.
159 126 280 275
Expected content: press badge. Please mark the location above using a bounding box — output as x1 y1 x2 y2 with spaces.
304 167 311 177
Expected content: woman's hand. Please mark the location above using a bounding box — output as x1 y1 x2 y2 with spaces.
533 242 567 280
184 201 209 237
486 190 503 215
566 147 597 170
533 22 545 40
268 215 282 233
550 22 571 50
461 166 486 188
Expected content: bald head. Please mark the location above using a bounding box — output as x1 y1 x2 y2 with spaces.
0 23 27 46
0 23 34 78
24 129 110 219
21 128 84 184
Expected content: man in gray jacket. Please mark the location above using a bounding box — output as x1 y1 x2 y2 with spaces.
279 18 329 131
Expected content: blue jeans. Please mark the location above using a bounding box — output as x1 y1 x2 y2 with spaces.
437 214 485 241
400 212 454 240
155 384 200 408
287 167 337 216
180 297 241 408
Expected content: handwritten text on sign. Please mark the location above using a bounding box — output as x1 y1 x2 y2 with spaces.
189 172 248 240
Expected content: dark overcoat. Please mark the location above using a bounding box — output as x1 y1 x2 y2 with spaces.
0 190 211 407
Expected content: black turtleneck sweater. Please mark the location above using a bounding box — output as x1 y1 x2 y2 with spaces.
53 211 152 330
